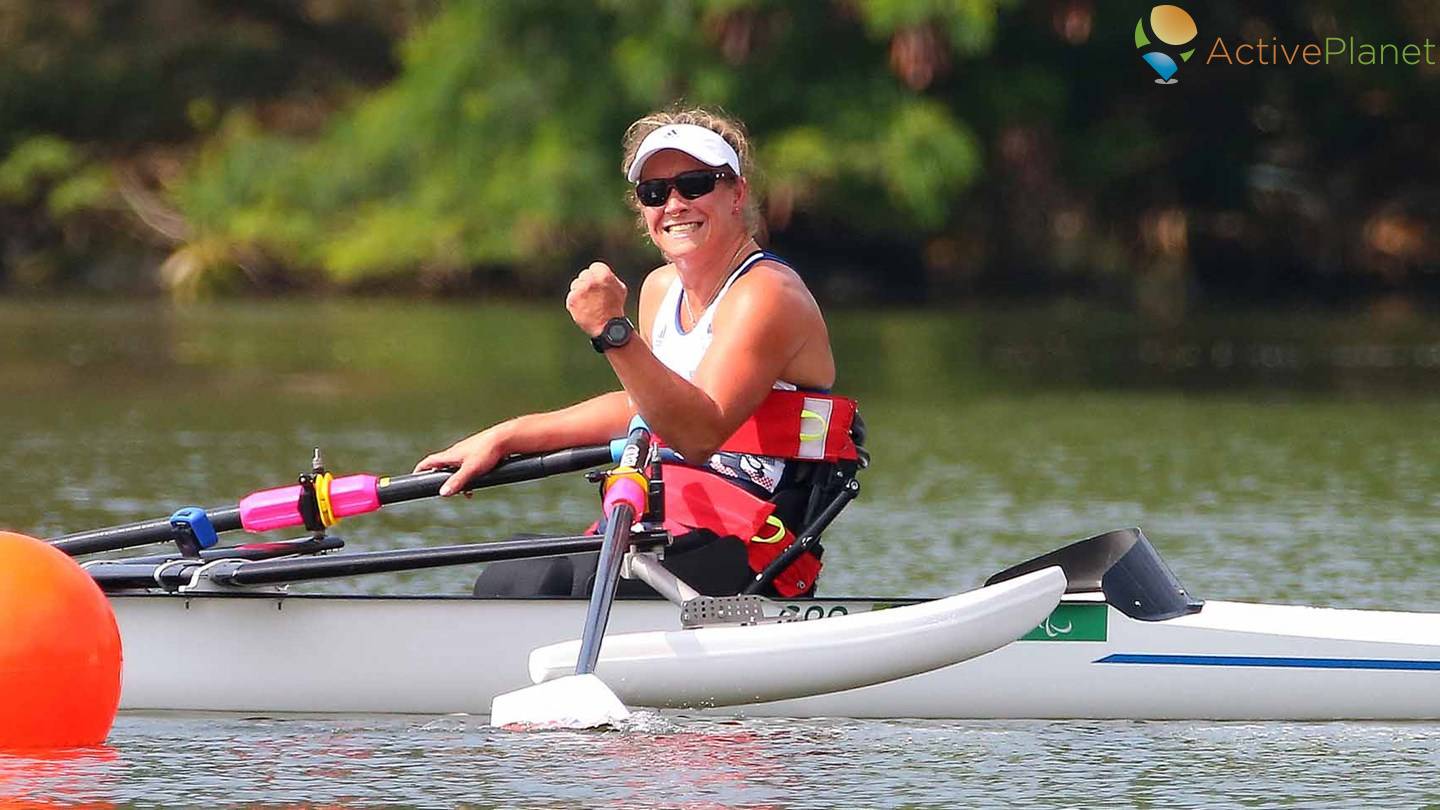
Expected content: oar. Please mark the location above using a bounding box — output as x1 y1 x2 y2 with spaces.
86 532 610 592
489 420 653 729
114 534 346 567
50 445 616 557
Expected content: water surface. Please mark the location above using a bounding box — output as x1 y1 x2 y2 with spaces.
2 300 1438 807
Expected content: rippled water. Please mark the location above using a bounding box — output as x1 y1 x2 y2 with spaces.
6 714 1440 808
3 300 1440 807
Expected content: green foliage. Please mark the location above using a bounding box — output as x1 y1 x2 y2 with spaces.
46 167 111 217
0 134 113 219
0 136 82 204
876 101 981 228
172 0 1000 289
5 0 1433 308
854 0 1006 53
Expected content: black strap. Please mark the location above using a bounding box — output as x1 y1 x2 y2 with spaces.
296 473 326 533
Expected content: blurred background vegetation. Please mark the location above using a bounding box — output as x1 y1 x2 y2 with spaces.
0 0 1435 317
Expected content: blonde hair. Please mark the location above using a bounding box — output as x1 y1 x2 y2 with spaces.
621 106 760 235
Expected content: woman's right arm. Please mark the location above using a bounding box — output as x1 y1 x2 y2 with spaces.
414 390 633 496
417 264 669 497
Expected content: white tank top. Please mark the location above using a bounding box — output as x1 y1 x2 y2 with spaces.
650 250 794 492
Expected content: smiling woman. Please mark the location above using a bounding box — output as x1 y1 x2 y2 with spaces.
415 107 859 599
621 109 762 236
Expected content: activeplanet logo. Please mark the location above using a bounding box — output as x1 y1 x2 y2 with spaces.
1135 4 1438 85
1135 5 1198 84
1206 35 1438 67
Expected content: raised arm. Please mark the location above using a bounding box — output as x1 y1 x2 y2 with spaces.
415 262 670 496
569 260 825 461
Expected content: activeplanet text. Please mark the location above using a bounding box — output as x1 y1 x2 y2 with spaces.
1206 36 1437 66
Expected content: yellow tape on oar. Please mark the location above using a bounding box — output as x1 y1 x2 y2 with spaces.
601 466 649 515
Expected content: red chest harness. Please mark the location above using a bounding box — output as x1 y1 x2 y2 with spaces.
653 390 860 596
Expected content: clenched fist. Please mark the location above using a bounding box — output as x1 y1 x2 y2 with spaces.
566 261 628 337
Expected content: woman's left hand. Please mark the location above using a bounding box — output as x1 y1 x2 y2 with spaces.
566 261 628 337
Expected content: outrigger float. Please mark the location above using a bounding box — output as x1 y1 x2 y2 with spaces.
51 439 1440 722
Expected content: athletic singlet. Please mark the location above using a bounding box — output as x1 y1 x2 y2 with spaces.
651 250 794 493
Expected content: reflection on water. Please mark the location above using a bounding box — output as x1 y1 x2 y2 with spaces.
6 300 1440 399
4 714 1440 808
0 746 119 808
2 300 1439 806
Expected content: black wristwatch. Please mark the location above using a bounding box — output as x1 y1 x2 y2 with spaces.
591 316 635 353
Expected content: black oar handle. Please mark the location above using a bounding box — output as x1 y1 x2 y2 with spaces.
374 445 614 504
50 444 615 557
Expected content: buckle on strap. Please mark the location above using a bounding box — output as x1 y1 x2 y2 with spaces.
751 514 786 544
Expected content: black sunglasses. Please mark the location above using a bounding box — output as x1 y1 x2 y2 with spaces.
634 169 734 207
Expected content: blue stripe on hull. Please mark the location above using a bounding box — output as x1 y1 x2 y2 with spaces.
1096 653 1440 671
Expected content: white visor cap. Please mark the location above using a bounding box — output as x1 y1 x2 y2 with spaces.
625 124 742 182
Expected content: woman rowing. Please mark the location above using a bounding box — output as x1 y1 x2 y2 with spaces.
415 108 860 598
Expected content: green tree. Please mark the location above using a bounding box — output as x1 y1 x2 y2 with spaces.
172 0 996 293
0 0 412 293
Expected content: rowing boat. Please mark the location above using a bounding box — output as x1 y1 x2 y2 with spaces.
48 446 1440 722
57 442 1074 723
98 528 1440 720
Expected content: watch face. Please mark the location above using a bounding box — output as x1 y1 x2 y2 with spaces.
605 320 630 343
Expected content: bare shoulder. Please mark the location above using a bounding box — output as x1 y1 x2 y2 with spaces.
641 263 677 296
714 256 834 388
637 263 677 338
723 258 822 317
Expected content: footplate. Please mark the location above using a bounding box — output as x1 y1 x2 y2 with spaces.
680 595 799 628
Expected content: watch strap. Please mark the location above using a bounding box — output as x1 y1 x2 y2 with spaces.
591 316 634 353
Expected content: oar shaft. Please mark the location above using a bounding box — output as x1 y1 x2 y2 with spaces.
86 533 609 591
575 503 632 676
51 508 243 557
117 535 344 566
574 422 652 676
222 533 606 586
50 444 615 557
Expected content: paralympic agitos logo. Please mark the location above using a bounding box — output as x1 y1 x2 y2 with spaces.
1134 5 1198 84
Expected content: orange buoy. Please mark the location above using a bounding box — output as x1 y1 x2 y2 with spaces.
0 531 122 749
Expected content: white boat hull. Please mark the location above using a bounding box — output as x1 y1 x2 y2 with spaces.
112 589 1440 719
747 597 1440 720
